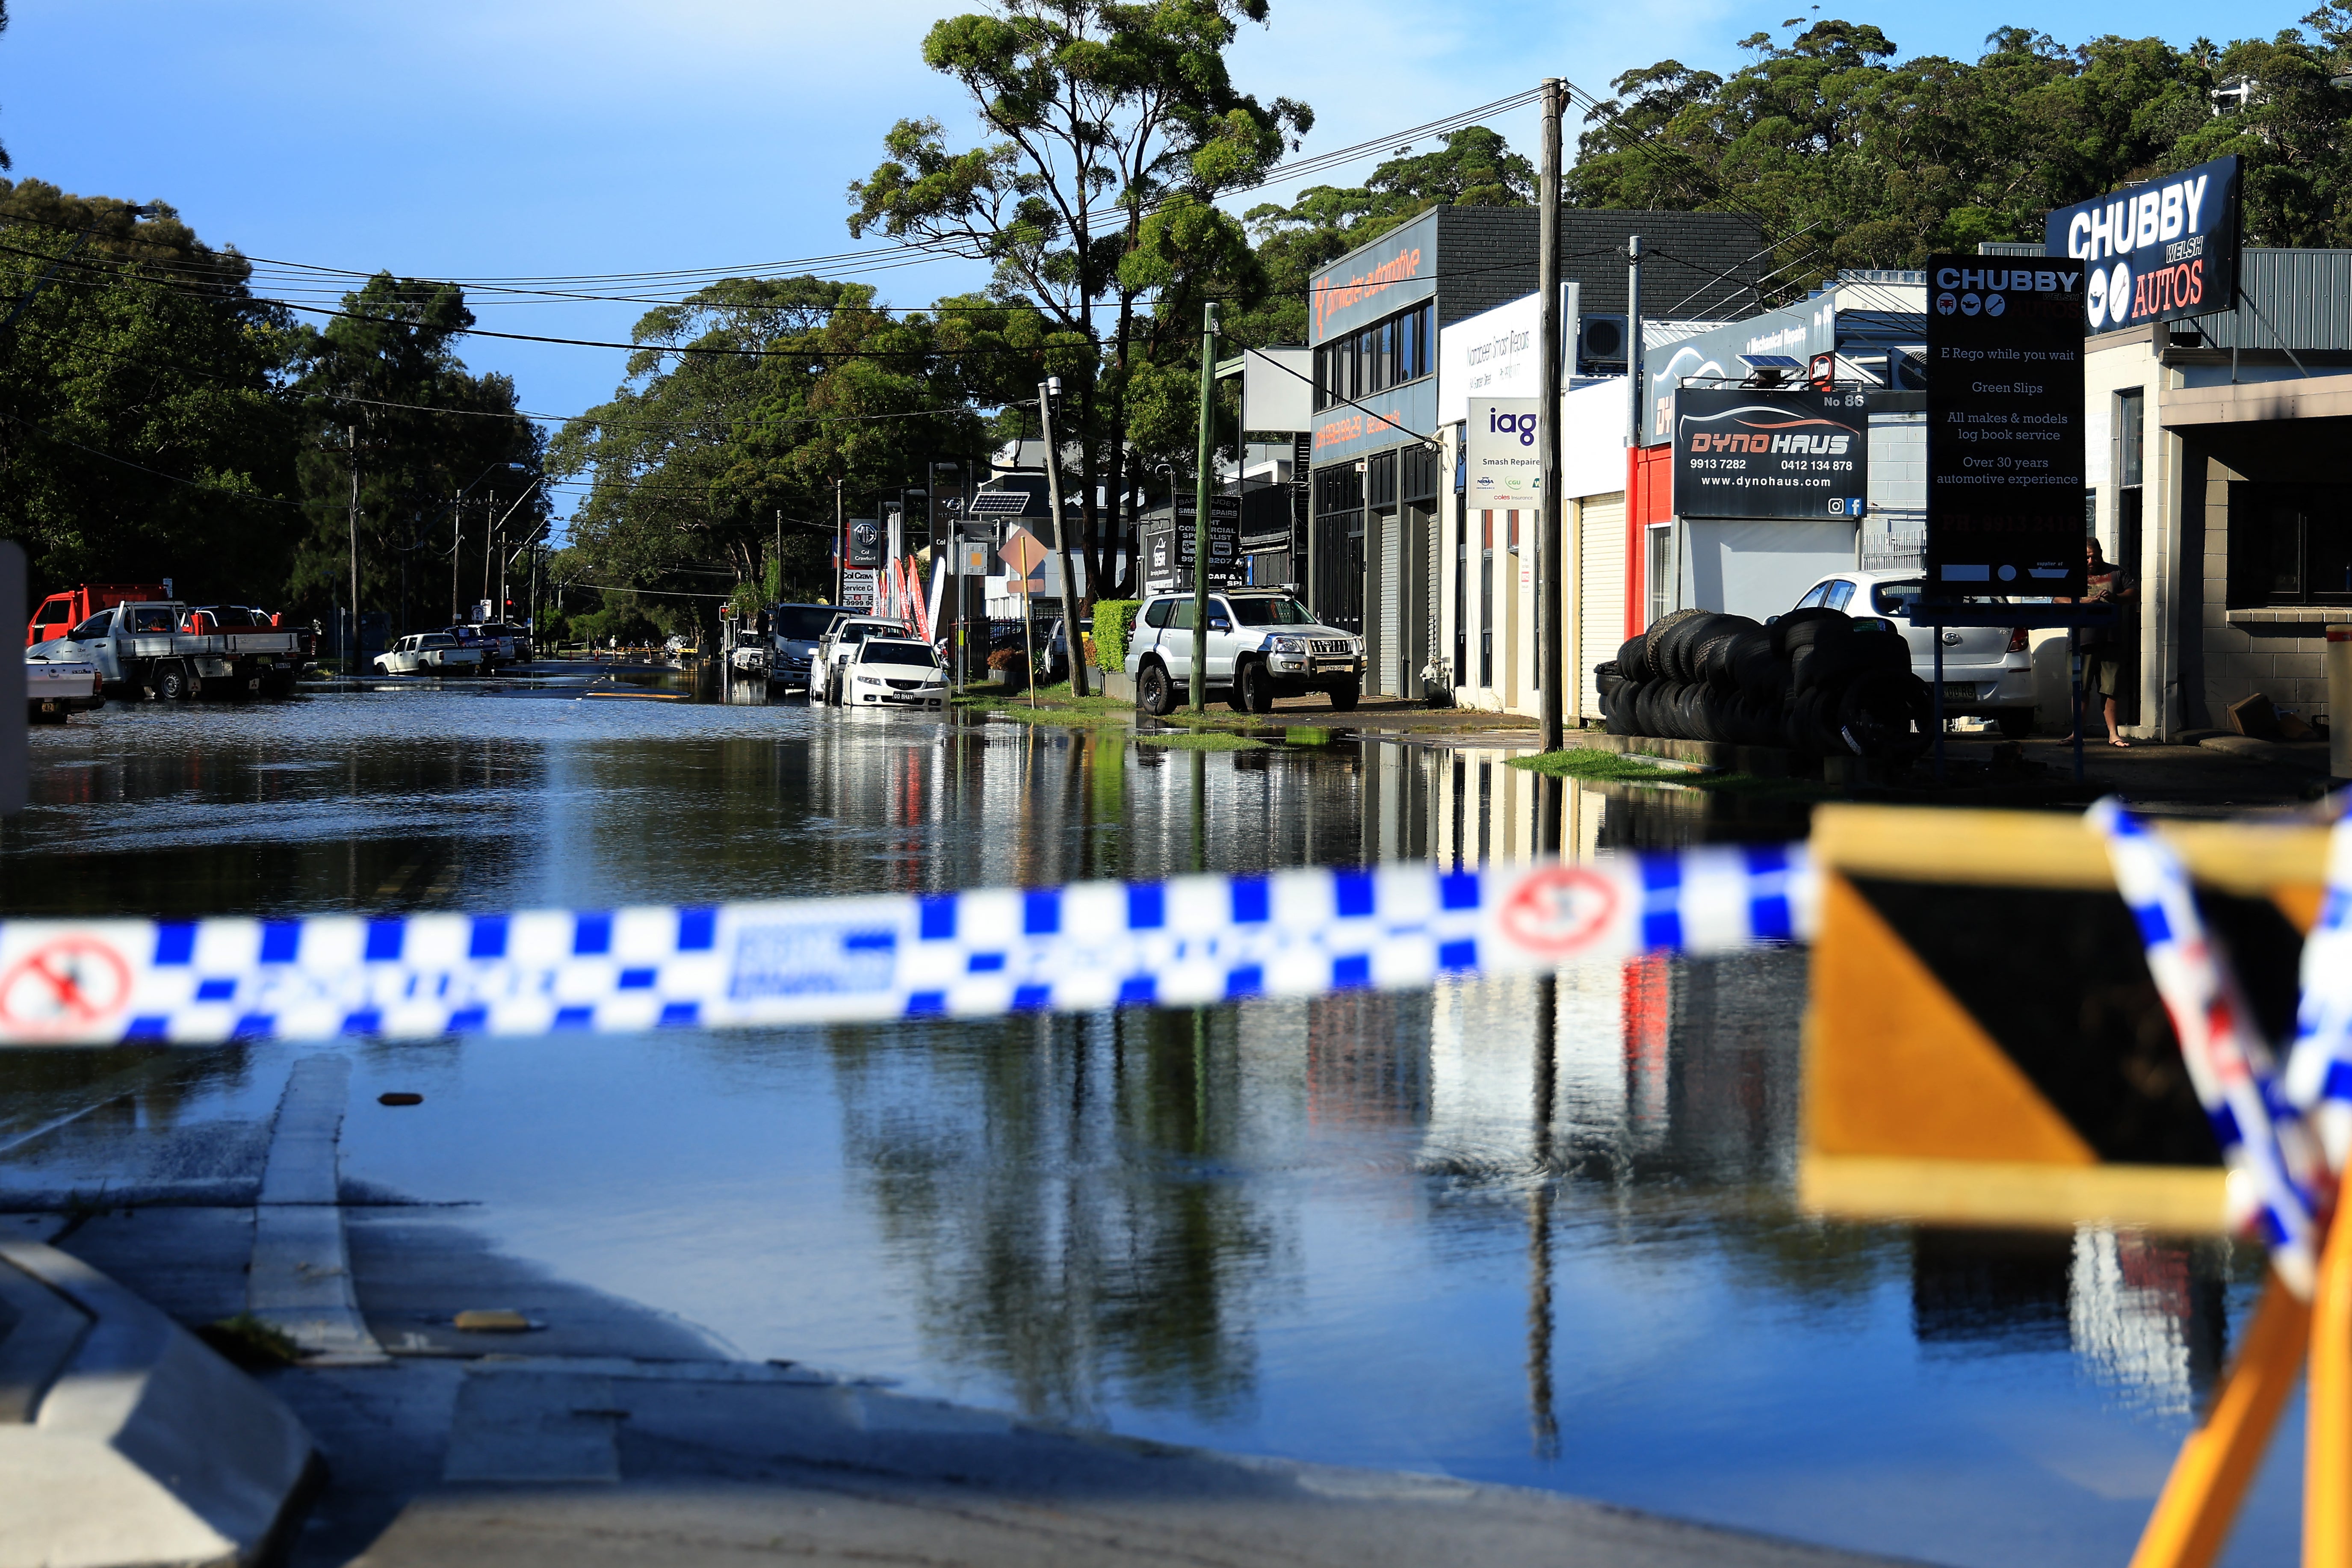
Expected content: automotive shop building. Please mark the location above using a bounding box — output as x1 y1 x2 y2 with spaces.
1303 207 1769 701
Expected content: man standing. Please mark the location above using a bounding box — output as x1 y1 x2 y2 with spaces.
2066 537 2136 747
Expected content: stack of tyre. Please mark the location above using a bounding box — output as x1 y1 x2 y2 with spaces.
1593 606 1929 759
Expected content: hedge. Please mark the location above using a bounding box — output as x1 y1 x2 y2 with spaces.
1091 599 1140 671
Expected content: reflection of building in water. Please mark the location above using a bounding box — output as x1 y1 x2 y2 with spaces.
2068 1227 2227 1417
1909 1225 2227 1412
1421 748 1608 868
1307 991 1430 1132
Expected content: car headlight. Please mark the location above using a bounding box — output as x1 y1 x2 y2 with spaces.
1267 635 1306 654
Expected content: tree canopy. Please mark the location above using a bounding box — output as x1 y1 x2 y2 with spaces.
849 0 1310 600
1568 15 2352 289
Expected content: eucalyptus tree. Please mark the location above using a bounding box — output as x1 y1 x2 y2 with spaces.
289 274 544 632
0 180 302 600
849 0 1310 601
548 277 989 623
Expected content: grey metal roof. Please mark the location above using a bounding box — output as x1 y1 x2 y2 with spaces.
2190 250 2352 351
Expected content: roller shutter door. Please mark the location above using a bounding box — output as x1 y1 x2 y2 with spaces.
1578 493 1626 718
1376 511 1402 697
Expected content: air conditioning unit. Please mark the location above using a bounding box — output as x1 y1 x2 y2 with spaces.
1577 314 1628 373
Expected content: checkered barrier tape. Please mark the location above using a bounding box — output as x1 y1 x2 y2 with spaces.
2285 814 2352 1172
2092 798 2328 1297
0 846 1816 1049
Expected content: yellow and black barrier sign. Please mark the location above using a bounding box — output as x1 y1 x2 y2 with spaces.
1799 803 2330 1233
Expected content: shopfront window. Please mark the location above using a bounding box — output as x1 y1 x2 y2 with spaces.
2229 484 2352 606
1647 526 1674 626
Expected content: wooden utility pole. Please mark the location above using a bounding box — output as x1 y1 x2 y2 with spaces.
347 427 360 669
1190 303 1218 711
1537 79 1566 763
1040 378 1088 697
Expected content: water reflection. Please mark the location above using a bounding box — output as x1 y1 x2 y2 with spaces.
0 692 2281 1566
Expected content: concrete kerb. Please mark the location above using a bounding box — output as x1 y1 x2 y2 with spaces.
0 1242 317 1568
251 1055 387 1366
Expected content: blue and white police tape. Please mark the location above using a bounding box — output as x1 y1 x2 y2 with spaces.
2285 814 2352 1171
2092 798 2327 1297
0 845 1817 1048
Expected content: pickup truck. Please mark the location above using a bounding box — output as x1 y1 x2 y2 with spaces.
22 652 104 721
44 600 309 700
25 582 170 647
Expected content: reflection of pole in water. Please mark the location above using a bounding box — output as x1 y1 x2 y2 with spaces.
1528 972 1559 1457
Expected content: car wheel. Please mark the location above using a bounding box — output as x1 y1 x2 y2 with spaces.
155 661 192 701
1137 661 1175 717
1236 660 1275 715
1327 678 1360 712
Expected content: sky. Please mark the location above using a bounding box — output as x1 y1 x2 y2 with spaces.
2 0 2297 522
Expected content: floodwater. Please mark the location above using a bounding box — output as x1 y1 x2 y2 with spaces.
0 679 2298 1567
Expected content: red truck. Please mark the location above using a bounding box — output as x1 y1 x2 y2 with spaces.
25 582 171 646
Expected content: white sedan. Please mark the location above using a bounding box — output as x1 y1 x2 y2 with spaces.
1789 570 2037 734
373 633 485 676
844 638 946 709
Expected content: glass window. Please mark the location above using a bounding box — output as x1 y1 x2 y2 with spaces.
1143 598 1173 628
2119 389 2145 488
860 641 939 667
1359 328 1379 394
1227 596 1316 626
773 606 835 641
1794 581 1832 608
34 600 70 624
1647 526 1674 626
1168 599 1197 631
129 607 175 633
2230 484 2352 605
1822 580 1856 611
68 614 111 639
1871 579 1925 617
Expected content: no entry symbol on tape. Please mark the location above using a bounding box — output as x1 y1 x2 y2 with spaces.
0 936 134 1038
1497 866 1620 957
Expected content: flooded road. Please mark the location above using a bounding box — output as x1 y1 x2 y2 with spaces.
0 684 2295 1567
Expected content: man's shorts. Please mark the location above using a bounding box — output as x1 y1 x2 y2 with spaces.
2089 656 2125 697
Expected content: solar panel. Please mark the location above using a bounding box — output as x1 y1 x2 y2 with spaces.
967 490 1034 516
1738 353 1803 369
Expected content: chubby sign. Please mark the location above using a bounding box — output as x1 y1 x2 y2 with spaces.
2045 155 2240 334
1670 389 1869 520
1924 257 2087 598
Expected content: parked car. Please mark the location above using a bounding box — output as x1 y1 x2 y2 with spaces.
768 602 838 690
373 632 485 676
1787 570 2036 734
1124 590 1363 715
1038 614 1093 685
816 614 913 705
458 621 532 666
23 647 104 721
41 598 307 699
841 637 948 710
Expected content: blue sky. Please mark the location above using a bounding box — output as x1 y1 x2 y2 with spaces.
3 0 2299 519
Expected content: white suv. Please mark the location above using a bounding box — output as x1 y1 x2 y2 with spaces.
1790 570 2039 735
1125 591 1363 715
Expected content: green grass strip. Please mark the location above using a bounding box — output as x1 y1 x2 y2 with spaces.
1136 729 1268 751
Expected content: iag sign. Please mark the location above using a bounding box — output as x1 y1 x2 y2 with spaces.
2044 155 2239 334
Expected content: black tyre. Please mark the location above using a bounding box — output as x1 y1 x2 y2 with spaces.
1770 606 1849 657
1837 669 1930 758
1616 635 1652 684
1327 678 1361 712
1138 661 1176 716
1692 615 1763 686
1640 608 1705 684
1603 679 1640 735
154 661 192 701
1655 611 1715 684
1235 660 1276 715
